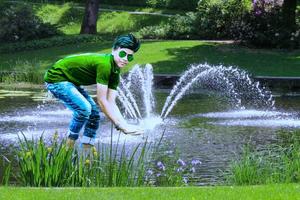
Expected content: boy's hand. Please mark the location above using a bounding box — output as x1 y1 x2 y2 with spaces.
116 123 144 135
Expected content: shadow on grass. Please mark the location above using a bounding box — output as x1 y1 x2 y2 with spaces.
149 42 300 76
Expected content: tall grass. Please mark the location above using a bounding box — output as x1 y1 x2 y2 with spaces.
4 128 201 187
15 128 150 187
226 140 300 185
1 155 11 186
17 132 74 186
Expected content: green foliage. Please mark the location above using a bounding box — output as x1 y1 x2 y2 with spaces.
226 137 300 185
14 130 149 187
145 135 201 186
139 0 252 40
233 3 300 49
1 155 11 186
139 13 196 39
35 3 79 25
146 0 198 10
226 146 261 185
57 0 198 11
17 133 74 186
0 3 62 42
195 0 251 39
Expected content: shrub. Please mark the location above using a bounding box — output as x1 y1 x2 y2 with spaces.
139 0 251 40
0 3 62 43
146 0 198 10
138 12 197 39
232 0 300 48
194 0 251 39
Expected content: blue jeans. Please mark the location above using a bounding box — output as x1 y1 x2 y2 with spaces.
46 81 101 145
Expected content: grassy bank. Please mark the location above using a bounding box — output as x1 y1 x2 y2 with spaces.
1 2 299 83
33 2 170 36
1 40 300 82
1 184 300 200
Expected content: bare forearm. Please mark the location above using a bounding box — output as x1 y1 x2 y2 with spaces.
98 100 125 126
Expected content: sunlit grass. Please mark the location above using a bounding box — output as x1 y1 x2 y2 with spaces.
1 40 299 84
1 184 300 200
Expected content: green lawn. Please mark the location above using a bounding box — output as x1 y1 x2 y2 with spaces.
1 40 299 80
1 184 300 200
1 2 299 81
34 2 170 35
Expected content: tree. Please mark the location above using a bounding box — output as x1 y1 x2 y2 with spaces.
80 0 99 34
281 0 297 31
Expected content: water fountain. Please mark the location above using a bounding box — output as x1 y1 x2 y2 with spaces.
117 63 279 130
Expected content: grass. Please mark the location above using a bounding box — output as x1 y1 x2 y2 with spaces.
1 184 300 200
1 40 300 83
226 139 300 185
5 130 150 187
1 2 299 84
33 2 169 35
1 2 299 83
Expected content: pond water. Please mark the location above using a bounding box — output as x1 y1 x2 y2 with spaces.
1 85 300 185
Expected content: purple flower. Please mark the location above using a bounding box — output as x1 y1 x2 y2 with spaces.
146 169 153 176
191 159 202 166
177 159 186 167
156 161 166 171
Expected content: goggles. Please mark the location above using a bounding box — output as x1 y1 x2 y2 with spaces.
119 50 134 62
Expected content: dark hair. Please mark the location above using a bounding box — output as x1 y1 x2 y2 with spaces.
112 33 140 52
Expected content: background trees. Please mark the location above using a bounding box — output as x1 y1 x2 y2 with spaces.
80 0 99 34
0 0 299 48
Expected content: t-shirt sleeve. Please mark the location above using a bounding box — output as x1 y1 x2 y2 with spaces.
96 60 111 86
95 55 120 90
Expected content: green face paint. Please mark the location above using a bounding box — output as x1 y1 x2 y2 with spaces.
119 50 134 62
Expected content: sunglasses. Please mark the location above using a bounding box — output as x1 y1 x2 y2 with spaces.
119 50 134 62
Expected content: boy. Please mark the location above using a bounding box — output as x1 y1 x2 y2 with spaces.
44 33 143 148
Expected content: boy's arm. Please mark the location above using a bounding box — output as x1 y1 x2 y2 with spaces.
96 83 142 135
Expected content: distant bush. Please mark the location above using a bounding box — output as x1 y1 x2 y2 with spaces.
146 0 198 10
139 0 251 40
139 12 197 39
232 1 300 48
27 0 198 11
194 0 251 39
139 0 299 49
0 3 62 42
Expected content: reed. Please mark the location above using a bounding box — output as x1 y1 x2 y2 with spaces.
15 128 150 187
1 155 11 186
226 141 300 185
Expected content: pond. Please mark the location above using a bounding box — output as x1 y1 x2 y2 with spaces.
1 84 300 185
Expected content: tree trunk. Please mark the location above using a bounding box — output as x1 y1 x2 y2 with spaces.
281 0 297 31
80 0 99 34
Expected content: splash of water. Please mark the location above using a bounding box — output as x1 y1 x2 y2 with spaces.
118 63 275 123
118 64 155 120
160 63 275 118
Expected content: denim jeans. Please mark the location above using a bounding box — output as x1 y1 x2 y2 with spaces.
46 81 101 145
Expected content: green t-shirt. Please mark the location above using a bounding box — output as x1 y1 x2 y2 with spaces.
44 53 120 90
